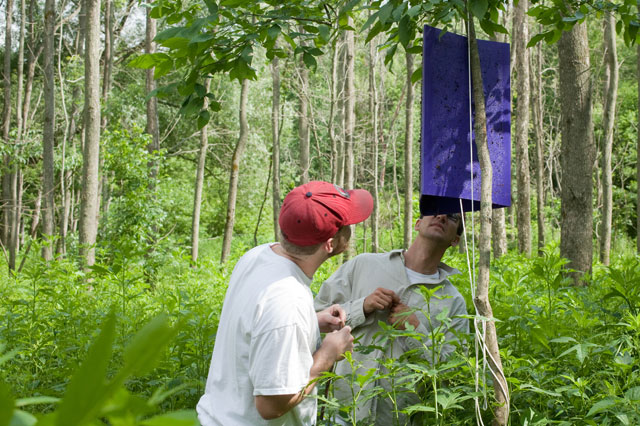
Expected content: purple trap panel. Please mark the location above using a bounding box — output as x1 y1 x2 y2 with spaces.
420 25 511 216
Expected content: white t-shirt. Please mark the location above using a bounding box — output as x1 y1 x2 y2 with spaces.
404 267 439 285
197 244 320 426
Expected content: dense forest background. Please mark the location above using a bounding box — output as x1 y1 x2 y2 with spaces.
2 0 640 425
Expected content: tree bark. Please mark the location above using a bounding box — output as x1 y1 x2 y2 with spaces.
191 79 211 265
533 39 545 254
513 0 531 256
329 40 339 184
600 12 618 266
557 22 594 284
369 34 379 253
42 0 56 261
221 79 249 263
492 209 507 258
468 11 509 425
344 24 355 258
298 44 310 184
271 57 281 241
637 44 640 254
79 0 102 267
101 0 113 129
2 0 14 248
403 49 414 250
146 5 159 179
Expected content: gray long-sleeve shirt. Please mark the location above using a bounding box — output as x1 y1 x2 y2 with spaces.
314 249 469 425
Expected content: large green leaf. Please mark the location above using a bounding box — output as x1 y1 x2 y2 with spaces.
469 0 488 19
0 381 14 426
140 410 199 426
119 315 178 378
55 312 116 426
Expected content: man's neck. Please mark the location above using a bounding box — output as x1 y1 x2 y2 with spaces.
403 240 446 275
270 243 324 278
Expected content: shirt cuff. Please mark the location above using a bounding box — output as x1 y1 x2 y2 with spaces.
346 296 367 328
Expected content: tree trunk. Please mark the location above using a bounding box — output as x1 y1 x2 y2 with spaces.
79 0 102 267
344 24 355 258
2 0 14 248
492 209 507 258
16 0 25 142
468 11 509 426
637 44 640 254
101 0 113 129
298 47 310 184
533 39 545 254
22 0 41 138
336 36 346 187
42 0 56 261
600 12 618 266
271 57 281 241
403 49 414 250
369 35 379 253
557 22 594 284
329 40 339 184
146 5 159 179
513 0 531 256
191 79 211 265
221 79 249 263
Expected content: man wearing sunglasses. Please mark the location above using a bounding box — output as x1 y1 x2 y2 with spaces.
314 212 469 425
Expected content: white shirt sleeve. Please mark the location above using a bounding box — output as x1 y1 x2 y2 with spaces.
249 323 313 396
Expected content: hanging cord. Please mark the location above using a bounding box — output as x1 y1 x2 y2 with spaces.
464 14 510 425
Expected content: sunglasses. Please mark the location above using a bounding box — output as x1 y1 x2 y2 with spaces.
445 213 461 224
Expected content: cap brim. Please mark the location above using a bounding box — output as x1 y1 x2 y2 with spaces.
344 189 374 225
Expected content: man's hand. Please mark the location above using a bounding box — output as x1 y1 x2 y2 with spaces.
363 287 400 316
318 326 354 362
388 302 420 330
317 304 346 332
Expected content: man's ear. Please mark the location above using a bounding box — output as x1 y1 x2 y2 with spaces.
414 218 422 231
324 238 335 254
450 235 460 247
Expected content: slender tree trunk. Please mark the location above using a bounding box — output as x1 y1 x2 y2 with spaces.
16 0 25 142
8 171 19 270
514 0 531 256
329 40 339 184
492 209 507 258
369 36 379 253
403 49 414 250
79 0 102 267
31 189 42 238
2 0 14 248
557 21 594 285
468 11 509 426
271 58 281 241
146 5 159 183
221 79 249 263
192 79 211 264
344 25 355 258
533 40 545 254
298 45 310 184
101 0 113 130
336 37 346 187
600 12 618 266
22 0 41 138
42 0 56 261
637 44 640 254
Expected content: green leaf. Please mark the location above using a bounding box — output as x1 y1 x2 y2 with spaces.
587 397 618 417
527 32 546 48
154 60 174 79
120 315 178 378
128 53 171 70
411 67 422 84
267 24 281 40
469 0 488 19
7 410 37 426
378 2 393 25
203 0 218 15
0 381 14 426
302 52 317 69
55 312 117 426
197 110 211 130
194 84 206 98
15 396 60 407
625 386 640 401
398 16 411 48
140 410 199 426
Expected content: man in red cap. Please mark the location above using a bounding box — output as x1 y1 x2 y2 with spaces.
197 181 374 425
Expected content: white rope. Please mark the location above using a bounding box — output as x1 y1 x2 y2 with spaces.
463 16 510 425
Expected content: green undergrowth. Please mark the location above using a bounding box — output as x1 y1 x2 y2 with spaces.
0 237 639 425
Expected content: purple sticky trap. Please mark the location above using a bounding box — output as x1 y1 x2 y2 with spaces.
420 25 511 216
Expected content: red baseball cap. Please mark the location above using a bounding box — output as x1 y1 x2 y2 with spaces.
279 181 374 246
